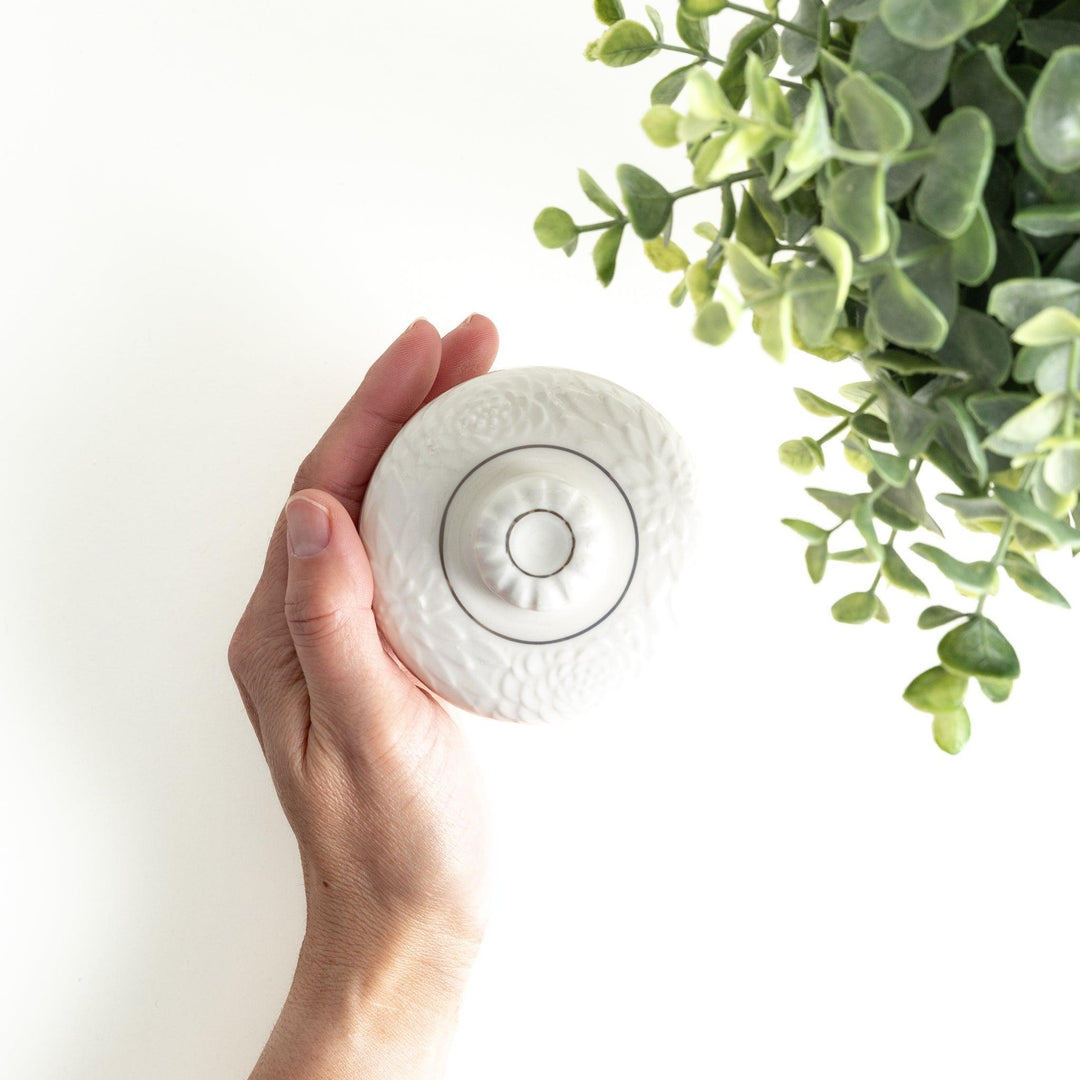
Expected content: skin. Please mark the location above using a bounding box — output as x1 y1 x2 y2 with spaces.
228 315 500 1079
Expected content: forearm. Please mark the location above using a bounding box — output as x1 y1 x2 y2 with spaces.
248 930 479 1080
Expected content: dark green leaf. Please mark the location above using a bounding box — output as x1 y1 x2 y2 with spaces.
651 63 699 106
719 22 779 110
780 0 824 78
807 487 859 519
938 397 989 488
918 604 966 628
934 307 1012 388
884 546 930 596
1002 551 1070 607
874 470 944 534
869 268 949 351
878 377 939 456
881 0 980 48
911 543 998 592
994 484 1080 548
676 9 710 52
592 223 624 286
967 391 1035 430
951 203 997 286
578 169 622 218
937 614 1020 678
616 164 673 239
823 165 889 261
950 44 1026 145
1019 19 1080 58
594 0 626 24
850 17 953 109
863 443 910 486
735 191 778 259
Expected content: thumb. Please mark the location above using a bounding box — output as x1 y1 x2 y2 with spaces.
283 489 398 713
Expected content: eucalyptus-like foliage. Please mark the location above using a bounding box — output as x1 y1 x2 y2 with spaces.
537 0 1080 754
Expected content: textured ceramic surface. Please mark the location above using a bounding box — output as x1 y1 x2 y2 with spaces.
359 366 695 722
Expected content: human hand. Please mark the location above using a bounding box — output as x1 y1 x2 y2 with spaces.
228 316 499 1079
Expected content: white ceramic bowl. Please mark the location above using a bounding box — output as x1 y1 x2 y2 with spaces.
359 366 695 722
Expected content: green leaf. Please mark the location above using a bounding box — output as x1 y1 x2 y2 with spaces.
967 390 1036 430
932 707 971 754
779 83 830 197
831 590 879 623
937 492 1007 523
878 378 939 456
951 203 997 286
1012 307 1080 346
616 165 673 240
693 297 738 345
592 223 624 286
724 240 777 301
1044 444 1080 496
779 436 824 475
757 292 796 362
789 265 843 348
676 9 710 52
915 108 994 239
645 4 664 40
780 0 824 78
1019 19 1080 58
735 191 779 260
680 0 726 15
806 541 828 583
719 21 779 110
850 17 953 109
641 105 682 147
578 169 622 219
883 546 930 596
837 72 913 154
669 277 689 307
869 268 950 351
949 44 1026 145
783 518 830 542
938 397 989 488
904 665 968 712
651 63 699 106
534 207 578 249
938 615 1020 679
643 236 690 272
987 278 1080 329
831 547 877 563
853 498 884 558
1025 46 1080 173
874 595 891 623
935 307 1012 387
863 442 910 487
910 543 998 593
881 0 977 48
795 387 848 418
807 487 859 519
983 393 1067 455
811 227 853 307
918 605 966 629
1002 551 1070 607
977 676 1012 703
1013 205 1080 239
993 484 1080 548
596 20 659 67
594 0 626 25
823 165 889 260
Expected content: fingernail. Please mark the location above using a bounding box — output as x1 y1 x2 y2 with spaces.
456 313 478 330
286 496 331 557
406 317 429 333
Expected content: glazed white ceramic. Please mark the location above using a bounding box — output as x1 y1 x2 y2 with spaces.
359 366 695 722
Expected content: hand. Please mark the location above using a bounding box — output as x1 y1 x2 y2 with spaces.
228 316 499 1079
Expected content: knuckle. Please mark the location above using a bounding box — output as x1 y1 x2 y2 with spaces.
283 593 345 644
227 622 254 677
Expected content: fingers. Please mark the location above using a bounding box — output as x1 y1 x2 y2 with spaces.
282 490 403 742
422 314 500 405
292 319 443 522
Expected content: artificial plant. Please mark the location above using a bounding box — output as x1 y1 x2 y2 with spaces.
536 0 1080 753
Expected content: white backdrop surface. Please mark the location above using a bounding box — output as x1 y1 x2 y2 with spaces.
2 3 1079 1078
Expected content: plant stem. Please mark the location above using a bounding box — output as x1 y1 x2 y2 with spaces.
726 2 818 40
818 393 878 447
671 169 761 200
975 462 1038 615
653 42 802 90
576 220 623 233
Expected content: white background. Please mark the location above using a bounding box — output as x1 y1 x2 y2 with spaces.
2 2 1079 1077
